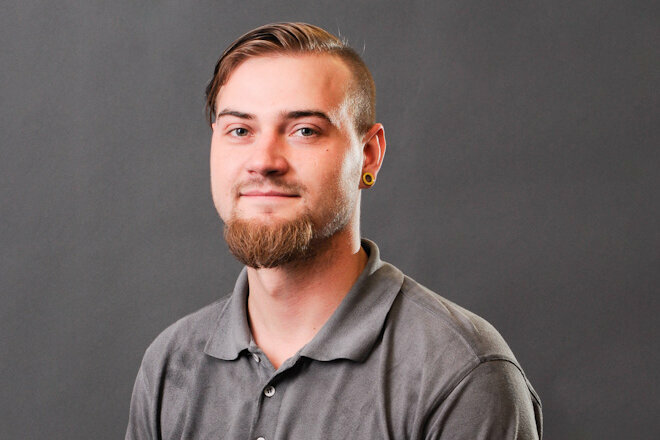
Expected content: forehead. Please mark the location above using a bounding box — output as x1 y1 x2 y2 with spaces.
216 54 353 116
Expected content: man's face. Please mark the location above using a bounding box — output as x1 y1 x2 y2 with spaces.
210 54 364 265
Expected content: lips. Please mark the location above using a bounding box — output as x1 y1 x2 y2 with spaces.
239 189 299 197
234 179 304 199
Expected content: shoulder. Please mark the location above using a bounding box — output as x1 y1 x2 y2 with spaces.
426 359 543 439
138 296 230 378
396 275 517 363
383 273 536 400
384 274 542 437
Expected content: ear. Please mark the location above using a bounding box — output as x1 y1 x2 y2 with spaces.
359 123 386 189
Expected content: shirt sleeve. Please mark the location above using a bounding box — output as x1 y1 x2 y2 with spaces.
425 359 543 440
125 363 159 440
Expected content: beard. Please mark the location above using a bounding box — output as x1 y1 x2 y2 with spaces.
224 213 317 269
222 172 358 269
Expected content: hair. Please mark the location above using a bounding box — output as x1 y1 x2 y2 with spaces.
204 22 376 136
224 213 315 268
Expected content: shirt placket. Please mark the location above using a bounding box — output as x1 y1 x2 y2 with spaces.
248 351 301 440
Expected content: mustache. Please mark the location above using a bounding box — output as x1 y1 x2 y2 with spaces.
232 177 306 196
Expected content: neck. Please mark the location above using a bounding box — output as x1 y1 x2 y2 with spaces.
246 226 366 369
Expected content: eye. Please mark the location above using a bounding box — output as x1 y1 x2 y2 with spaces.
229 127 250 137
295 127 318 137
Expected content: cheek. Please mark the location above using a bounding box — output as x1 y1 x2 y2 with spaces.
339 146 363 186
209 149 223 192
314 153 356 190
316 148 361 207
209 148 234 215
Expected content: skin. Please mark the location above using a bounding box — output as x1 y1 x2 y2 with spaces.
210 54 386 368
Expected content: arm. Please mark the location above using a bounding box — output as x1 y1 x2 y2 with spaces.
425 360 542 440
125 364 159 440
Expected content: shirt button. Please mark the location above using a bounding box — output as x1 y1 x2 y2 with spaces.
264 385 275 397
252 353 260 363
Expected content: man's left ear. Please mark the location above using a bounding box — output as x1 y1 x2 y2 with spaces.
359 123 386 189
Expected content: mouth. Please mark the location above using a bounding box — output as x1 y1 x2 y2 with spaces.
239 189 300 198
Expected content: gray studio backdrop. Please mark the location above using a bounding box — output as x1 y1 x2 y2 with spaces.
1 1 657 439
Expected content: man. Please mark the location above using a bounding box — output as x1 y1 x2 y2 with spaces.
126 22 542 439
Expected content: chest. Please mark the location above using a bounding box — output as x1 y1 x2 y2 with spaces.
158 354 433 440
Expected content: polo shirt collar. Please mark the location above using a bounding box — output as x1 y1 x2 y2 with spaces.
204 239 404 363
204 267 252 360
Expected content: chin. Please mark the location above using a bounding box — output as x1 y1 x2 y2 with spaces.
236 210 301 223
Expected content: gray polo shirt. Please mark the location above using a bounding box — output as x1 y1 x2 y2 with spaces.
126 239 542 439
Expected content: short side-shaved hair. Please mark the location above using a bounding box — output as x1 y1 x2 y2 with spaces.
205 22 376 136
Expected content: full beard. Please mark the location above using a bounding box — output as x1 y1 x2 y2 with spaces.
223 213 317 269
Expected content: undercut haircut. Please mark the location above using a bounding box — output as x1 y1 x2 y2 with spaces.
205 22 376 136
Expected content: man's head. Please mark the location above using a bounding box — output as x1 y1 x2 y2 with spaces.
205 22 376 137
207 23 385 268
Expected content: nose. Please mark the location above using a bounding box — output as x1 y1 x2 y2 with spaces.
246 132 289 177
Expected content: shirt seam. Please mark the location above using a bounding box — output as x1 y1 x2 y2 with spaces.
398 283 541 409
425 357 539 436
399 282 482 362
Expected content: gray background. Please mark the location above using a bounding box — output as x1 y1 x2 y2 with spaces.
1 0 657 438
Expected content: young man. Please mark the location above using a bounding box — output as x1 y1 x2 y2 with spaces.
126 23 542 439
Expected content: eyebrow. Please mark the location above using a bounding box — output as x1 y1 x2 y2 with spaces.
216 108 334 125
283 110 333 124
216 109 254 120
